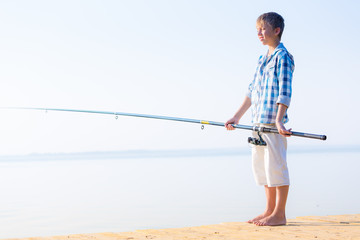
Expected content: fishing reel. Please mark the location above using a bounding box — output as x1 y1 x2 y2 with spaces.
248 132 267 146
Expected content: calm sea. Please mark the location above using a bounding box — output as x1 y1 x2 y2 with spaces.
0 147 359 239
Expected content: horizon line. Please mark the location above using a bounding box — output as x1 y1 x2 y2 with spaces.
0 145 358 162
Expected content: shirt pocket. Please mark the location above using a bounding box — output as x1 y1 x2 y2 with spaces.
265 60 276 71
265 61 277 80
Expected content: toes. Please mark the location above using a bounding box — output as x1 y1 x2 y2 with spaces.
259 222 267 226
254 220 262 226
254 219 268 226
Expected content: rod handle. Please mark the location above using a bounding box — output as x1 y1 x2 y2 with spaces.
263 127 327 140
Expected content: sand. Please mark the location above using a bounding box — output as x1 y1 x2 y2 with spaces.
4 214 360 240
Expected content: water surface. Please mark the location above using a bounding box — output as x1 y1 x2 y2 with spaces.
0 147 358 238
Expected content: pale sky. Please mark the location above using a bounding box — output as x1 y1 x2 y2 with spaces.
1 0 359 155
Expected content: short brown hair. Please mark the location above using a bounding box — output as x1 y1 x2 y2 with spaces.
257 12 285 40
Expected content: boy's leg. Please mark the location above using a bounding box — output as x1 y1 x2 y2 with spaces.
252 129 289 226
254 185 289 226
248 127 289 225
247 185 276 223
247 133 269 223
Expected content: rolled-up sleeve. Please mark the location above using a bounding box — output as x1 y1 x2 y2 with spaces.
276 54 294 107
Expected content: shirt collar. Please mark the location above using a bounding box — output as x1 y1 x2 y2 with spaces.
264 43 285 63
269 43 286 55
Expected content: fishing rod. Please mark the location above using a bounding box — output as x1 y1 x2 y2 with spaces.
4 107 327 141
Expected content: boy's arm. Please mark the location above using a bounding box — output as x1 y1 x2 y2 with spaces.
276 53 294 109
275 103 292 137
225 96 251 130
275 53 294 137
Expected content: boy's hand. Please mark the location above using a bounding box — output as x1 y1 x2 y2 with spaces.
225 117 240 130
276 121 292 137
225 97 251 131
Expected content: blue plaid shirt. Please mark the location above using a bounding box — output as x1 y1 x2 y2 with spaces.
246 43 294 124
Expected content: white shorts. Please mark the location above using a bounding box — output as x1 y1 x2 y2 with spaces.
251 124 290 187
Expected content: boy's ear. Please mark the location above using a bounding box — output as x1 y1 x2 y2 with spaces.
274 27 281 36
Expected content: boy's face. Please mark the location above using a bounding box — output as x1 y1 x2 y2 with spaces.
256 22 280 46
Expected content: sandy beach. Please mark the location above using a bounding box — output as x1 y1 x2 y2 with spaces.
4 214 359 240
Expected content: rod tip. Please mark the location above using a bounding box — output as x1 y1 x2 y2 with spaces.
321 135 327 141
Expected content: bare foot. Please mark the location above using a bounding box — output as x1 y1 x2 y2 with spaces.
247 210 273 224
254 214 286 226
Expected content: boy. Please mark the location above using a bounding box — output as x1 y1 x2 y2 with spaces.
225 12 294 226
